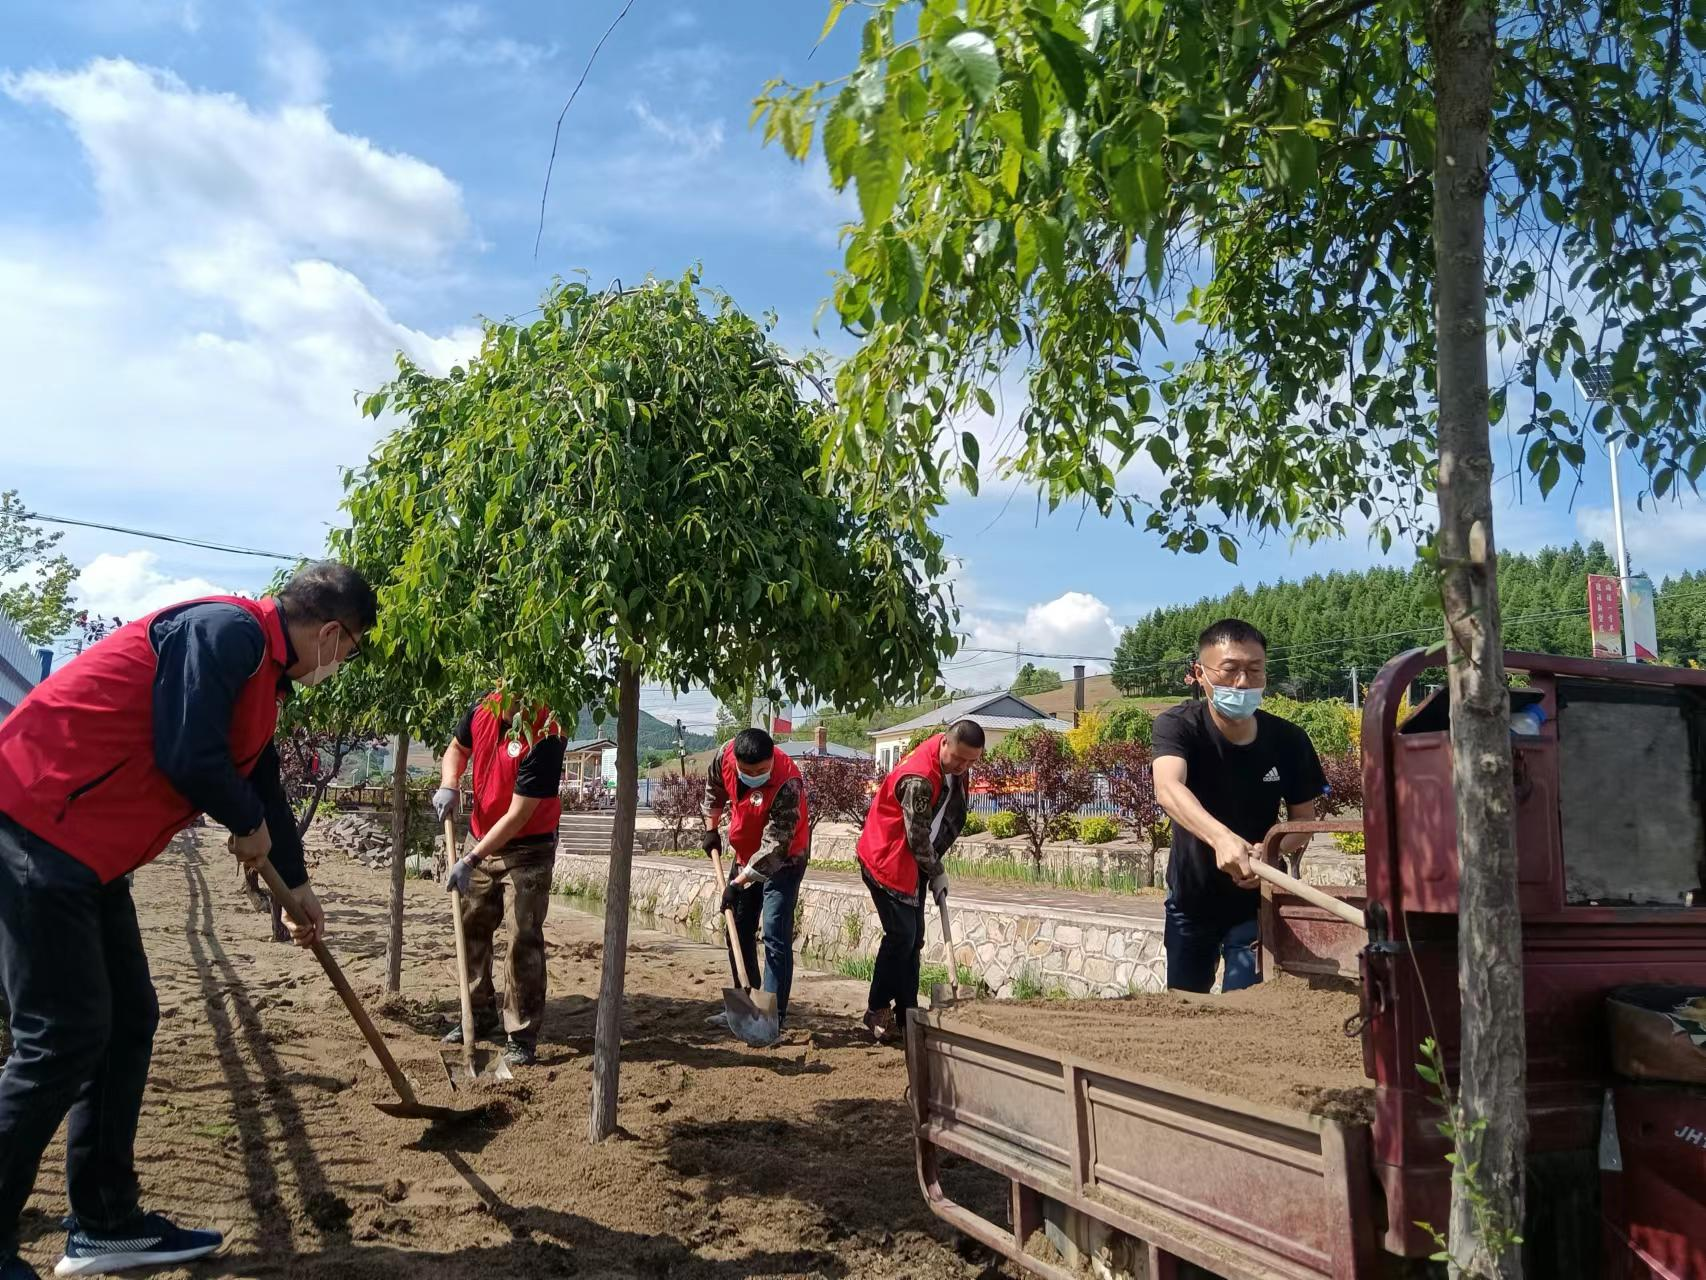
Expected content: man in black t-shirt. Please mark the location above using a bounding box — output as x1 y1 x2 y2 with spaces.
1152 619 1326 993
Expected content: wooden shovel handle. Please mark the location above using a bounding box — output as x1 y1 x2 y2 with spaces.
936 895 958 997
1247 858 1367 930
445 819 479 1076
253 857 420 1105
707 848 756 991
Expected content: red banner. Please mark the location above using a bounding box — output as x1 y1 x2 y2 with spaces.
1588 574 1623 659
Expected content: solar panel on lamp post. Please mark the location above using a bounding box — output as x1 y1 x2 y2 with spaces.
1572 363 1636 662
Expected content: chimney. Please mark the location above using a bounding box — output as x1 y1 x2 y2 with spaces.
815 724 828 755
1073 664 1086 713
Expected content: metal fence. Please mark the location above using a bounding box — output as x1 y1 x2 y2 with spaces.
0 609 39 720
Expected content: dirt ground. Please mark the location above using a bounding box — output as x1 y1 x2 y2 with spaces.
14 829 1010 1279
947 973 1373 1123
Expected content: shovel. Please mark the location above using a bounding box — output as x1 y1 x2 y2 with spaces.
1248 857 1368 930
929 891 964 1010
708 849 780 1047
439 819 513 1088
252 857 483 1123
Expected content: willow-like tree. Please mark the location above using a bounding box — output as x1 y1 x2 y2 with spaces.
355 271 956 1141
757 3 1706 1272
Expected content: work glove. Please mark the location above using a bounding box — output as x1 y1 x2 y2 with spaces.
929 872 949 910
431 786 458 823
719 880 739 913
701 828 722 856
446 853 482 897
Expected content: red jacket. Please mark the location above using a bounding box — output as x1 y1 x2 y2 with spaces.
0 596 288 882
856 733 946 896
468 697 563 844
718 743 808 866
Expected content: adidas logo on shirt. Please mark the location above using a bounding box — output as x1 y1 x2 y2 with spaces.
1262 767 1280 783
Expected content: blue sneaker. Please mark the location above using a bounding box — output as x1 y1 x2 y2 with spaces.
53 1213 221 1277
3 1254 43 1280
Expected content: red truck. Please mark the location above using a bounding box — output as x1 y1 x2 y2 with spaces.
907 649 1706 1279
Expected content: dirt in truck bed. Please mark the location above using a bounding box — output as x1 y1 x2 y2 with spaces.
945 974 1374 1123
13 829 1009 1279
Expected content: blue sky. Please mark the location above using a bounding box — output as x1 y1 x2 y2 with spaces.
3 0 1702 732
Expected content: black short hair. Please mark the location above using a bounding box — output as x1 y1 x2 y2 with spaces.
945 719 985 749
732 728 775 765
1197 617 1267 654
277 561 378 632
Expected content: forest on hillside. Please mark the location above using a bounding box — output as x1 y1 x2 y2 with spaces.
1112 542 1706 699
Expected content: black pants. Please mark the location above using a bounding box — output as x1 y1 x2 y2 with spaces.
0 814 158 1254
862 865 925 1015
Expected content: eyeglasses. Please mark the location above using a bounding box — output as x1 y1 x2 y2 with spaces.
1198 661 1264 681
337 622 364 662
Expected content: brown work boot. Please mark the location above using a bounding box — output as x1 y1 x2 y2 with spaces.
861 1008 894 1043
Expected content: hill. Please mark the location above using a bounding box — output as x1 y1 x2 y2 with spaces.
570 708 714 755
1111 541 1706 700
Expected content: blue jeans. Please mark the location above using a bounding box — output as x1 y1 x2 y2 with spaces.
0 815 159 1254
1163 899 1261 994
726 859 805 1023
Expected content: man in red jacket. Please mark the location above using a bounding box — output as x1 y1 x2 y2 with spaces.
700 728 809 1042
432 695 566 1068
855 720 984 1042
0 562 373 1280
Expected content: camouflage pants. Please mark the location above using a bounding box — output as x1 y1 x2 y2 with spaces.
457 842 554 1047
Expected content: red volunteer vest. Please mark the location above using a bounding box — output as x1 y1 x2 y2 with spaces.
0 595 289 883
856 733 946 895
718 743 809 866
468 697 563 844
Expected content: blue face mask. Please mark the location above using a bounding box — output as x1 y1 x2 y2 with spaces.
737 768 772 789
1210 684 1264 720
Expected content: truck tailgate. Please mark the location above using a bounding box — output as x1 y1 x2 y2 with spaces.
908 1011 1380 1279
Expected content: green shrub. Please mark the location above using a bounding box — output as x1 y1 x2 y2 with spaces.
987 810 1020 839
1011 965 1044 999
1100 700 1155 746
961 809 987 835
1261 694 1356 757
1074 815 1120 844
1333 830 1367 855
987 723 1058 763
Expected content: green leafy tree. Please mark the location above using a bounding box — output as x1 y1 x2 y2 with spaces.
1010 661 1062 695
352 271 956 1141
758 4 1706 1268
0 492 78 646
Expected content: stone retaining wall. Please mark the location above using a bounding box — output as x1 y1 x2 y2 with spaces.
551 852 1169 998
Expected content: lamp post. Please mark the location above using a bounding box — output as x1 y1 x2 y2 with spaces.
1574 364 1637 663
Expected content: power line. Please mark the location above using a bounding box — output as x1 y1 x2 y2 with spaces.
20 512 305 562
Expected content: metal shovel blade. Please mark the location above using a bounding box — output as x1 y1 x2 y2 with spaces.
438 1044 514 1089
721 986 780 1047
930 982 961 1010
374 1097 489 1123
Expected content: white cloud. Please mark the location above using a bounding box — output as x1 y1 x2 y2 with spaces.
368 7 557 74
629 98 724 159
1576 496 1706 581
1 58 479 565
949 590 1124 688
75 551 229 621
3 59 467 263
633 42 731 101
260 17 329 106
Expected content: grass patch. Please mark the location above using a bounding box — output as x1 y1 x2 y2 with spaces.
941 855 1162 897
193 1121 236 1141
815 953 977 997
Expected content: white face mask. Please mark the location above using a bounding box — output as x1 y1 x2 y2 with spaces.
297 627 344 687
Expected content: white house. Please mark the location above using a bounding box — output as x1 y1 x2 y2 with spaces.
870 691 1072 771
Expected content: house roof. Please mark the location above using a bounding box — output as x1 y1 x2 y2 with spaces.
778 740 872 762
871 691 1071 738
562 737 616 753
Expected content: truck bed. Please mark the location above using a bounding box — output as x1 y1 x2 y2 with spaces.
908 979 1383 1279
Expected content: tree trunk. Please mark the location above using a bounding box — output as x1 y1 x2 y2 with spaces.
590 659 641 1142
1430 4 1525 1276
387 730 410 995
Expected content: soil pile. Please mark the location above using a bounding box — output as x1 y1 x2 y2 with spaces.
946 973 1372 1122
15 830 1009 1279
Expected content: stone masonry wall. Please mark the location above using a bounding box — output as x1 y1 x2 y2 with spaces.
551 852 1168 998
